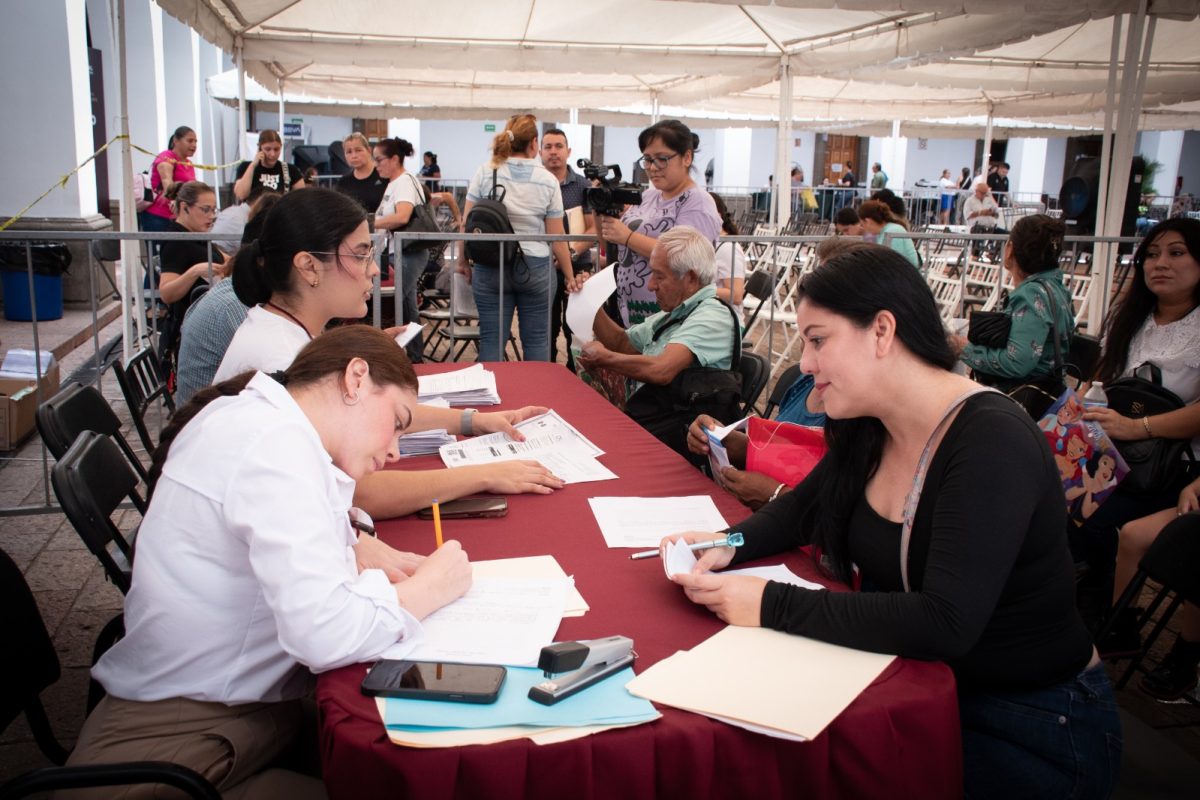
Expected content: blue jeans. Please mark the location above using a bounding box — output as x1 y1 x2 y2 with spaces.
960 663 1122 800
395 249 426 362
471 255 554 362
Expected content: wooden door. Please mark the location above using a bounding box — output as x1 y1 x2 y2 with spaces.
823 135 859 184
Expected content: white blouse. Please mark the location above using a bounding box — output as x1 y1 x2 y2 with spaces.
1122 305 1200 455
93 373 419 704
214 304 311 383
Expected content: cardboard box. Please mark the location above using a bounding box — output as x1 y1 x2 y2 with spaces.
0 362 60 450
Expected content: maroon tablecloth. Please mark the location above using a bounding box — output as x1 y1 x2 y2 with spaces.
318 362 962 799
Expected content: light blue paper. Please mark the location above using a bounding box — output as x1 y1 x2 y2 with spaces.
384 666 655 730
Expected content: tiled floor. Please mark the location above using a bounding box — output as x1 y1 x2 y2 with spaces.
2 307 1199 794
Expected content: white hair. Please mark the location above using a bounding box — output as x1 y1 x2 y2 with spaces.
655 225 716 286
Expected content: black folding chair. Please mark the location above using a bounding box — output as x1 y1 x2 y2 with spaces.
36 381 150 482
737 352 770 416
0 546 219 800
762 363 805 419
1094 512 1200 698
112 347 175 454
50 431 145 594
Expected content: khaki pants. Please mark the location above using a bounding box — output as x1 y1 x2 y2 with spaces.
59 695 327 800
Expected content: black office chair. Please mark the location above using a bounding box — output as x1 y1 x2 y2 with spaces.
112 347 175 454
737 352 770 416
36 381 150 482
50 431 145 594
0 546 219 800
1094 512 1200 698
762 364 805 419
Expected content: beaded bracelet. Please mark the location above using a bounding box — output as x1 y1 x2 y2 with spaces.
1142 416 1154 438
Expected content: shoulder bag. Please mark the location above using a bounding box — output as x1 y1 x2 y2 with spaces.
1105 362 1195 495
626 299 744 455
394 173 445 252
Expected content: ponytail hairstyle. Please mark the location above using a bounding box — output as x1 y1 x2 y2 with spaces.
166 180 214 216
637 119 699 172
1007 214 1066 275
490 114 539 167
375 137 414 165
794 245 957 582
709 192 738 236
168 125 195 152
148 325 418 498
230 187 366 307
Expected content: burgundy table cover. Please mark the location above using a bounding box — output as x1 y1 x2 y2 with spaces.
318 362 962 799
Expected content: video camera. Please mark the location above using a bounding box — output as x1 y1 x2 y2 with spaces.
578 159 643 218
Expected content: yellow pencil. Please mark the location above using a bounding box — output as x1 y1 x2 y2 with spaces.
432 499 444 548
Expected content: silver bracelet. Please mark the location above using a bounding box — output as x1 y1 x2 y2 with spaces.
770 483 786 502
461 408 477 436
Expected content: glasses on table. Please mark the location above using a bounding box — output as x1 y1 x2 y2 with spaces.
309 245 378 274
637 153 680 170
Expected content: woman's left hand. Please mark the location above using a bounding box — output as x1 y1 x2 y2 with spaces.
671 571 766 626
475 406 549 439
1082 407 1142 441
353 534 424 582
719 468 785 509
599 215 631 245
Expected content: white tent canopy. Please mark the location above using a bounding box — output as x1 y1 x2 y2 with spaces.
165 0 1200 129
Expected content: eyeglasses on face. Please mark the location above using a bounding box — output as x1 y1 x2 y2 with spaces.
190 204 218 216
309 245 378 273
638 153 680 170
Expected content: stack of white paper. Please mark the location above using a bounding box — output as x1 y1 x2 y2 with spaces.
397 428 456 456
0 349 54 380
589 496 729 549
439 411 617 484
417 364 500 406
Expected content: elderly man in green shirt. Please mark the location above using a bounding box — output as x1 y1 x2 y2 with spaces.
578 225 739 453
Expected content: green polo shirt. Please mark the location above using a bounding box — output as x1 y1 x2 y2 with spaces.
627 285 738 372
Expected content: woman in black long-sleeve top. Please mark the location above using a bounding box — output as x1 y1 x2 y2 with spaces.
669 245 1120 800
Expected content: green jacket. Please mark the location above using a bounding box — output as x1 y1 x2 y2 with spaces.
960 269 1074 381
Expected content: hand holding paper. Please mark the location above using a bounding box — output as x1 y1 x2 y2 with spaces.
565 265 616 346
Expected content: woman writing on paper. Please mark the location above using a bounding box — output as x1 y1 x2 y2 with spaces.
66 325 472 797
666 245 1119 800
215 188 562 520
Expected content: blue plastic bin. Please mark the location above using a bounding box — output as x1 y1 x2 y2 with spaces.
2 271 64 321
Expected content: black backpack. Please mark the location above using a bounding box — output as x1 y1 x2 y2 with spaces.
464 169 524 269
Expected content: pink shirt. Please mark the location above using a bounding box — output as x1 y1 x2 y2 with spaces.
146 150 197 219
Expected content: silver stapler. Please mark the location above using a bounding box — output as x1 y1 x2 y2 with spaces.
528 635 636 706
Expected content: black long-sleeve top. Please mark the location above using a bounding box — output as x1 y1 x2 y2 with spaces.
731 393 1093 690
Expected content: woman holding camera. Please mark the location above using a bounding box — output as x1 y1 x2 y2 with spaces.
599 119 721 326
458 114 573 361
958 214 1074 418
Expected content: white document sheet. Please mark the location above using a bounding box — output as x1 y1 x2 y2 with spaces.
394 323 424 348
382 576 568 667
472 555 589 617
625 626 895 741
704 415 749 483
589 496 729 549
439 411 616 484
417 364 501 405
565 265 616 346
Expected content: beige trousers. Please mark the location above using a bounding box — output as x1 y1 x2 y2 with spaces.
58 695 327 800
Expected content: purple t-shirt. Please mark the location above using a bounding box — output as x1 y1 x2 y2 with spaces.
617 186 721 326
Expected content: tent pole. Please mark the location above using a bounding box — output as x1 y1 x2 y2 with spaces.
650 92 659 124
236 38 248 160
1090 14 1123 333
772 56 792 228
113 0 144 363
278 78 286 162
979 104 994 182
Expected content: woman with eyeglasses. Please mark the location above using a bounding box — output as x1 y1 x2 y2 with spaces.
216 188 563 521
458 113 573 362
597 120 721 326
158 181 225 318
372 137 429 361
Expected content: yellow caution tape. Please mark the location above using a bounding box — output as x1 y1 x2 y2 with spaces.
1 135 243 232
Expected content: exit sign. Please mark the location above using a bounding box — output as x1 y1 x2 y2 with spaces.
484 124 496 132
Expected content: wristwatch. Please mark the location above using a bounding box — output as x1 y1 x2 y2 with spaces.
461 408 478 436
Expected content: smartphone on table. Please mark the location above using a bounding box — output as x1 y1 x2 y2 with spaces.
361 660 506 704
417 496 508 519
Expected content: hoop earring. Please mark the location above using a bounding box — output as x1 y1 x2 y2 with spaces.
343 392 360 406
